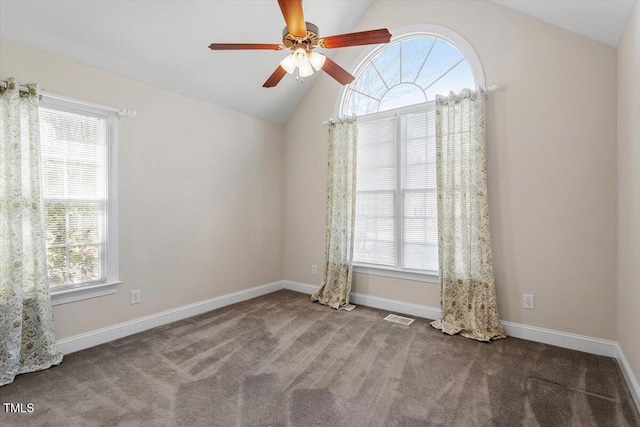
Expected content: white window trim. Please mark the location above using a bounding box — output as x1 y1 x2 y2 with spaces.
40 92 120 305
353 264 439 284
341 25 486 283
50 281 121 306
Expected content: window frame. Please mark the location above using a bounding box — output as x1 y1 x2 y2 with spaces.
39 93 120 305
353 102 440 283
342 25 486 284
335 24 486 117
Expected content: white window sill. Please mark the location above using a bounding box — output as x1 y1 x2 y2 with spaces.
353 265 439 284
50 281 121 306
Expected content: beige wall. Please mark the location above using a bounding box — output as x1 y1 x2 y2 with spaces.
1 39 285 340
617 0 640 390
0 0 624 344
284 0 618 339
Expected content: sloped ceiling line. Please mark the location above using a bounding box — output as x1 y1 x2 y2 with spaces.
1 1 635 123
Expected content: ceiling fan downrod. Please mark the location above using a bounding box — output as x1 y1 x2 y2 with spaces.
282 22 320 51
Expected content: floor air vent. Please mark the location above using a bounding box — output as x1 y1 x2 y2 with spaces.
384 314 415 325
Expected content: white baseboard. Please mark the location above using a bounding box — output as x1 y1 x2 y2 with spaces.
349 292 442 320
501 321 617 357
282 280 617 358
282 280 318 295
56 280 285 354
283 280 442 320
616 343 640 411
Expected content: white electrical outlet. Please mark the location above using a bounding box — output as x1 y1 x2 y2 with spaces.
523 294 535 310
130 289 141 305
311 265 318 276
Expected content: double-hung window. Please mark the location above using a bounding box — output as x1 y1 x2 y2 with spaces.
341 29 481 281
39 95 119 300
355 106 438 277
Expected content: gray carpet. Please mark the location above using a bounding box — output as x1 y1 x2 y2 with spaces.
1 289 639 426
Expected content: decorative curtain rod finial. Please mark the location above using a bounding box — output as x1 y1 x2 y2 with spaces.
117 109 137 118
479 85 499 97
322 113 357 126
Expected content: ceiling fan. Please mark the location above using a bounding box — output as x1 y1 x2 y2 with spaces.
208 0 391 88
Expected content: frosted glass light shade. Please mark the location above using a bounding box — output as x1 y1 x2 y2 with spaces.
293 48 308 68
280 54 296 74
308 52 326 71
299 62 314 78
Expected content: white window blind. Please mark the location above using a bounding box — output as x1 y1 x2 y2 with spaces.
401 111 438 271
354 117 397 266
354 107 439 274
40 106 107 288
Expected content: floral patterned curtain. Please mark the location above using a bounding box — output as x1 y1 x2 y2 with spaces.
312 119 358 310
430 89 505 342
1 78 63 386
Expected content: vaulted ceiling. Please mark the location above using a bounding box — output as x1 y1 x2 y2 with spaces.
1 1 636 123
0 0 373 123
492 0 637 47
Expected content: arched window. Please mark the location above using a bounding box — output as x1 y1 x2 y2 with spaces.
340 27 483 116
345 26 484 280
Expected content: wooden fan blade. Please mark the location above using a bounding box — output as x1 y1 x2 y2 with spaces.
320 29 392 49
209 43 283 50
322 57 355 85
278 0 306 38
263 65 288 88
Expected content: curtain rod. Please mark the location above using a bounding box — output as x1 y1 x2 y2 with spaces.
322 85 499 126
0 80 31 94
322 114 357 126
1 80 137 118
479 84 498 96
323 85 499 125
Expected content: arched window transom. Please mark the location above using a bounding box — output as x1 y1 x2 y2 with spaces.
341 34 476 116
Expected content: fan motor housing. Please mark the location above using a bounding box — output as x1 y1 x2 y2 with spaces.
282 22 320 50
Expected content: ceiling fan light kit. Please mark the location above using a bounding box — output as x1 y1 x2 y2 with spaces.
279 46 326 81
298 61 314 79
308 52 326 71
208 0 391 88
280 54 297 74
